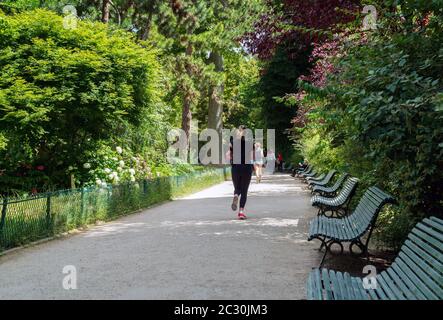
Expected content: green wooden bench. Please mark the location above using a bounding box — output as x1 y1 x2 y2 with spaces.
296 164 310 174
307 216 443 300
293 165 310 177
306 172 326 183
311 177 359 217
312 173 349 197
308 170 337 189
302 169 318 179
296 165 313 177
308 186 396 266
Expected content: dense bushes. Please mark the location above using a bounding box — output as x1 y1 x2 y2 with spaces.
0 9 173 194
293 1 443 248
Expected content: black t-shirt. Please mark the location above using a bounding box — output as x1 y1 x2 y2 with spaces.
230 136 254 167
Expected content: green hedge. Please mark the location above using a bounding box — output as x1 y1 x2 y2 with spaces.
0 167 230 251
0 9 170 191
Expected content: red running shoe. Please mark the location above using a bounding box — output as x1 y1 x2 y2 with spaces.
238 212 247 220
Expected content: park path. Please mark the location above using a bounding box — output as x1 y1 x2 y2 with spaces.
0 174 321 299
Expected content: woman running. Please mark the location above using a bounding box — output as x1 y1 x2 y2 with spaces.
254 142 264 183
229 125 254 220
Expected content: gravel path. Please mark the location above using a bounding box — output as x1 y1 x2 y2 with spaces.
0 174 321 300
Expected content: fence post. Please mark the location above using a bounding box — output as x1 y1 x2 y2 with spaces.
46 194 51 232
80 188 85 225
0 198 8 232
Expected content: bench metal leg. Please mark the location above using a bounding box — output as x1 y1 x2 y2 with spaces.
350 239 366 257
336 207 346 218
318 239 338 268
320 238 348 268
319 249 328 268
318 236 327 251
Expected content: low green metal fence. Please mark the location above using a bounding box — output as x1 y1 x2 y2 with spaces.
0 167 231 252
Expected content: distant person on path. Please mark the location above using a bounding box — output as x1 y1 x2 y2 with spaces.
254 142 264 183
229 125 254 220
265 149 276 174
277 152 283 172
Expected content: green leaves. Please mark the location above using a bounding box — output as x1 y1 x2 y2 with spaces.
0 9 166 191
296 1 443 248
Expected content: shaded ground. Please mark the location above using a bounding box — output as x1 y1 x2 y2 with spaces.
0 174 321 299
322 247 396 275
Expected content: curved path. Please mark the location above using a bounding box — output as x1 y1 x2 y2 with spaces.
0 174 320 299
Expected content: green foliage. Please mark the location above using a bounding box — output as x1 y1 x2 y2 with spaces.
0 2 266 195
194 52 262 129
259 45 312 156
297 2 443 249
0 9 170 193
298 130 344 173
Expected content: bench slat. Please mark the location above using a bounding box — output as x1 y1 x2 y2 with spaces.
385 268 417 300
397 252 442 298
338 271 356 300
321 268 334 300
310 268 323 299
390 262 427 300
395 257 438 300
411 228 442 254
408 234 443 271
404 240 443 278
424 218 443 233
378 272 406 300
416 224 443 243
334 272 346 299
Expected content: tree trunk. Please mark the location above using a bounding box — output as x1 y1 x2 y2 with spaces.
207 51 224 165
181 96 192 140
207 51 224 133
102 0 111 23
140 10 154 40
181 44 194 143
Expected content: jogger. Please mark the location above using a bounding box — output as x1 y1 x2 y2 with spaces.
232 166 253 209
229 125 254 220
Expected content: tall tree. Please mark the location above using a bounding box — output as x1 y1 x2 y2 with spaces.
204 1 264 134
101 0 110 22
153 0 264 141
32 0 264 143
207 51 224 133
243 0 361 60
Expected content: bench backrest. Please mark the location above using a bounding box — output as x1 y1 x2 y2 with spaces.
347 186 396 235
305 170 317 177
330 173 349 191
334 177 359 205
310 173 326 181
386 216 443 300
323 170 337 183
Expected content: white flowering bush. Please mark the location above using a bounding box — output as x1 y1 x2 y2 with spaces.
64 138 202 189
69 142 184 188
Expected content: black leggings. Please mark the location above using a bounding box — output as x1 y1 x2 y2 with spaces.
232 166 252 209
